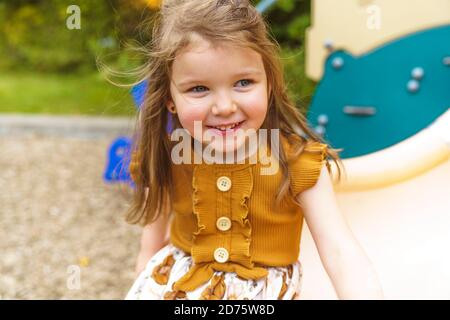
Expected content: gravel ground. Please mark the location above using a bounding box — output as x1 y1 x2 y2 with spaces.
0 133 142 299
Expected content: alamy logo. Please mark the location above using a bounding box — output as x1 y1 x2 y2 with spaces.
366 5 381 30
66 265 81 290
170 121 280 175
66 5 81 30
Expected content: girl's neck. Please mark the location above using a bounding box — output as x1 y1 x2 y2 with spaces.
192 137 264 165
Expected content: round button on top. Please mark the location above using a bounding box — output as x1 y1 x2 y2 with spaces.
216 216 231 231
214 247 229 263
216 176 232 192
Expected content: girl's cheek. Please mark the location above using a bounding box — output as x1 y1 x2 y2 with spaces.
177 106 209 135
243 91 268 119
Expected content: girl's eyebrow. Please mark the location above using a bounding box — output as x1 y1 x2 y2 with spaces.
233 68 263 77
176 69 263 87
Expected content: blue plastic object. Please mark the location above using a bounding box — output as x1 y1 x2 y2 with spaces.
131 80 148 110
131 79 173 133
103 136 134 185
308 24 450 158
256 0 277 13
104 81 146 185
104 80 171 185
103 79 171 185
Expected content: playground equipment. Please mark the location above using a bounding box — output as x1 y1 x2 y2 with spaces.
103 81 147 185
300 0 450 299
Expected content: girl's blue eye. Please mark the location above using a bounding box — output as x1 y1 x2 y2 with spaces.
188 79 253 93
236 79 253 87
190 86 208 93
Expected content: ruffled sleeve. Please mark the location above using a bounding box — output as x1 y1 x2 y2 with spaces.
287 139 329 197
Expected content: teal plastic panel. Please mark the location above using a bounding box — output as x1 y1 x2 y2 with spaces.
307 25 450 158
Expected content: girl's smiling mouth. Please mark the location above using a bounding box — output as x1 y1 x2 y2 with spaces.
206 120 245 135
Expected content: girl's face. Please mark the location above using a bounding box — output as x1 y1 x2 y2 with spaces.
167 36 270 158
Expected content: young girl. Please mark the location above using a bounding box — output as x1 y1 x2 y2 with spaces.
124 0 384 300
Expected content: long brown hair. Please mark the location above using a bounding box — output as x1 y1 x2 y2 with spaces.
124 0 344 226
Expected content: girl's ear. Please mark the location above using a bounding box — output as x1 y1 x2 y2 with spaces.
166 100 177 114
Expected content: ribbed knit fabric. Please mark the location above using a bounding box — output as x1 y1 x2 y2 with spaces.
130 133 329 292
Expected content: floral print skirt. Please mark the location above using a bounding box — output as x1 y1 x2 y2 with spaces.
125 242 303 300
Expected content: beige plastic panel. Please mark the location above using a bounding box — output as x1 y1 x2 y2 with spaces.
306 0 450 81
329 109 450 191
299 157 450 299
297 108 450 299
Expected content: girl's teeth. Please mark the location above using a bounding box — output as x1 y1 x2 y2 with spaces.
215 122 239 130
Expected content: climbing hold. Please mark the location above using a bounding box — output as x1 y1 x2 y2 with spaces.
407 79 420 93
443 56 450 66
324 39 334 51
317 114 329 126
314 125 326 136
332 57 344 70
411 67 424 80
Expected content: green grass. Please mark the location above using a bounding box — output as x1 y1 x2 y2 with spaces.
0 46 316 116
0 72 136 116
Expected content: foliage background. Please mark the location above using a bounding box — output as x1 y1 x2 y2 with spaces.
0 0 315 115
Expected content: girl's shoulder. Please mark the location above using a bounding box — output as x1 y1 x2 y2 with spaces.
280 132 329 158
280 132 330 196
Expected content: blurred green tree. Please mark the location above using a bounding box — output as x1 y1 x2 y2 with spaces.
0 0 315 112
257 0 315 107
256 0 311 48
0 0 151 73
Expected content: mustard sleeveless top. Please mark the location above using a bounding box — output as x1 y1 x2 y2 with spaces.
130 134 329 292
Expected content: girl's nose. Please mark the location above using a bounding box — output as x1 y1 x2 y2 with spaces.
211 98 237 116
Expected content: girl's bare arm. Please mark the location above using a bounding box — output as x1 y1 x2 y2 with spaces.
297 166 384 299
134 191 171 277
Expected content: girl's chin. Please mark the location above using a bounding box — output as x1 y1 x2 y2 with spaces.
203 140 244 154
200 136 248 156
